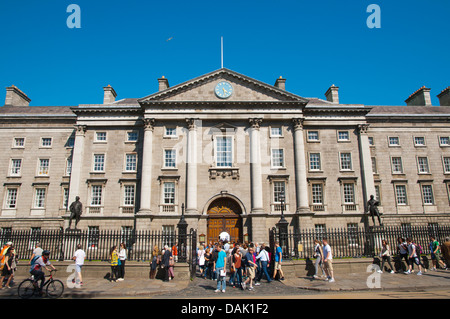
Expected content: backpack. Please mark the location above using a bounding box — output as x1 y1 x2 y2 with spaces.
414 243 423 255
0 246 10 271
29 255 40 272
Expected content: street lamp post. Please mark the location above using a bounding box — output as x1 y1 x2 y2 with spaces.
276 193 289 259
177 203 188 262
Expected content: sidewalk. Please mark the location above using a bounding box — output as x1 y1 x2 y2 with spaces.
1 268 450 298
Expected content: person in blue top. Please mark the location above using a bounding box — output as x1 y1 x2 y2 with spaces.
272 241 285 281
213 244 227 293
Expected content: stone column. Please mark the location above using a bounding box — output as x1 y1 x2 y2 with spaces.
292 118 309 212
358 124 376 205
139 118 155 214
249 118 264 214
68 125 87 210
186 118 199 214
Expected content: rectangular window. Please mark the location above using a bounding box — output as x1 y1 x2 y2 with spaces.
371 157 377 174
62 187 69 209
343 183 355 204
91 185 102 206
41 138 52 147
340 153 352 170
347 223 359 245
93 154 105 172
271 149 285 168
270 127 282 137
127 131 139 142
389 136 400 146
375 185 381 205
124 185 135 206
95 132 107 142
307 131 319 141
309 153 321 171
421 185 434 205
164 149 176 168
395 185 407 205
368 137 374 146
443 157 450 173
38 159 49 175
125 154 137 171
88 226 99 248
417 157 429 173
13 137 25 148
34 188 46 208
5 188 18 209
163 182 175 205
66 158 72 176
414 136 425 146
165 127 177 137
338 131 349 141
10 159 22 176
273 181 286 203
440 136 450 146
311 184 323 204
391 157 403 174
216 136 232 167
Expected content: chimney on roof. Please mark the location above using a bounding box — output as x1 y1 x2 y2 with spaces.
4 85 31 106
274 76 286 91
103 85 117 104
437 87 450 106
405 86 432 106
158 76 170 91
325 85 339 104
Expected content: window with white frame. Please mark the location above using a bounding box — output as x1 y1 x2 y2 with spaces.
5 188 18 209
65 158 72 176
421 184 434 205
163 182 175 205
62 187 69 209
375 185 381 205
271 149 285 168
270 127 282 137
215 136 232 167
443 157 450 173
123 185 135 206
371 157 377 174
125 153 137 172
13 137 25 148
389 136 400 146
414 136 425 146
90 185 103 206
41 137 52 147
340 153 352 171
127 131 139 142
391 157 403 174
368 137 374 146
311 184 323 205
273 181 286 203
34 188 46 208
10 159 22 176
417 157 429 173
395 185 407 205
343 183 355 204
38 159 49 176
164 127 177 138
164 149 176 168
309 153 321 171
338 131 350 141
95 132 107 142
307 131 319 142
439 136 450 146
93 154 105 172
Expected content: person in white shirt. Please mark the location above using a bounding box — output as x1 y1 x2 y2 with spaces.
72 244 86 286
118 243 127 281
255 243 272 285
405 238 423 275
322 238 335 282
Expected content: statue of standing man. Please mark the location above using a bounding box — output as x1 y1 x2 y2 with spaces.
68 196 83 229
366 195 382 226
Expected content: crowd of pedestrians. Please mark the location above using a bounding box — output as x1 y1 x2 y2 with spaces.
195 240 286 293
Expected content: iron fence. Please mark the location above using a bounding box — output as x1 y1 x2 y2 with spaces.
270 225 450 260
0 228 195 263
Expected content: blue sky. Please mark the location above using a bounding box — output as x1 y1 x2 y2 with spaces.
0 0 449 106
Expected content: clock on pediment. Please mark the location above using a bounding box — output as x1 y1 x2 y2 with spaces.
214 81 233 99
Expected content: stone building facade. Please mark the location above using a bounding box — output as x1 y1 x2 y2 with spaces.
1 69 449 243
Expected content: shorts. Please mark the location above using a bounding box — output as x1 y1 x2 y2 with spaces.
431 254 441 262
274 261 282 270
324 259 333 272
247 267 255 279
75 264 83 273
409 257 420 266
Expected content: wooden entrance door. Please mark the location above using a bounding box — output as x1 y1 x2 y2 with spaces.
207 199 242 243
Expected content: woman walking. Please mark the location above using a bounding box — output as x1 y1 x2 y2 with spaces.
313 239 326 279
379 240 395 273
150 245 160 279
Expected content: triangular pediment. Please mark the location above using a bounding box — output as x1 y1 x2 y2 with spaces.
138 68 308 104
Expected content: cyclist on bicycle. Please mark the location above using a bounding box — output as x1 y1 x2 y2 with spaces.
30 250 56 294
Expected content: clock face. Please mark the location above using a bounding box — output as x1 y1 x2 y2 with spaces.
215 81 233 99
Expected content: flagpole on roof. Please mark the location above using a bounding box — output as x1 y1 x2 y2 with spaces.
221 36 224 69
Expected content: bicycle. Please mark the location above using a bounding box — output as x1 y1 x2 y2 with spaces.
18 269 64 299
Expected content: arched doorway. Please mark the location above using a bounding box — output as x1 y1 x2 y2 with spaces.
207 198 243 244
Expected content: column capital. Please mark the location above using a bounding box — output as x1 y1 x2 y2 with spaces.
186 118 200 130
143 118 155 131
249 118 262 129
75 125 87 135
358 124 370 134
292 118 304 130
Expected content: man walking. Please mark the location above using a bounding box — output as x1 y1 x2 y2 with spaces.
213 244 227 293
273 241 285 281
322 238 335 282
72 244 86 286
255 243 272 285
242 246 257 291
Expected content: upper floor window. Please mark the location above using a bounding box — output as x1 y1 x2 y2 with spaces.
443 157 450 174
215 136 233 167
337 131 350 142
309 153 321 171
417 157 430 174
389 136 400 146
439 136 450 146
93 154 105 172
95 132 107 142
307 131 319 142
13 137 25 148
414 136 426 147
270 127 283 138
164 127 177 138
38 159 50 176
391 157 403 174
271 149 285 169
164 149 176 168
41 138 52 148
10 159 22 176
125 154 137 172
127 131 139 142
340 153 352 171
